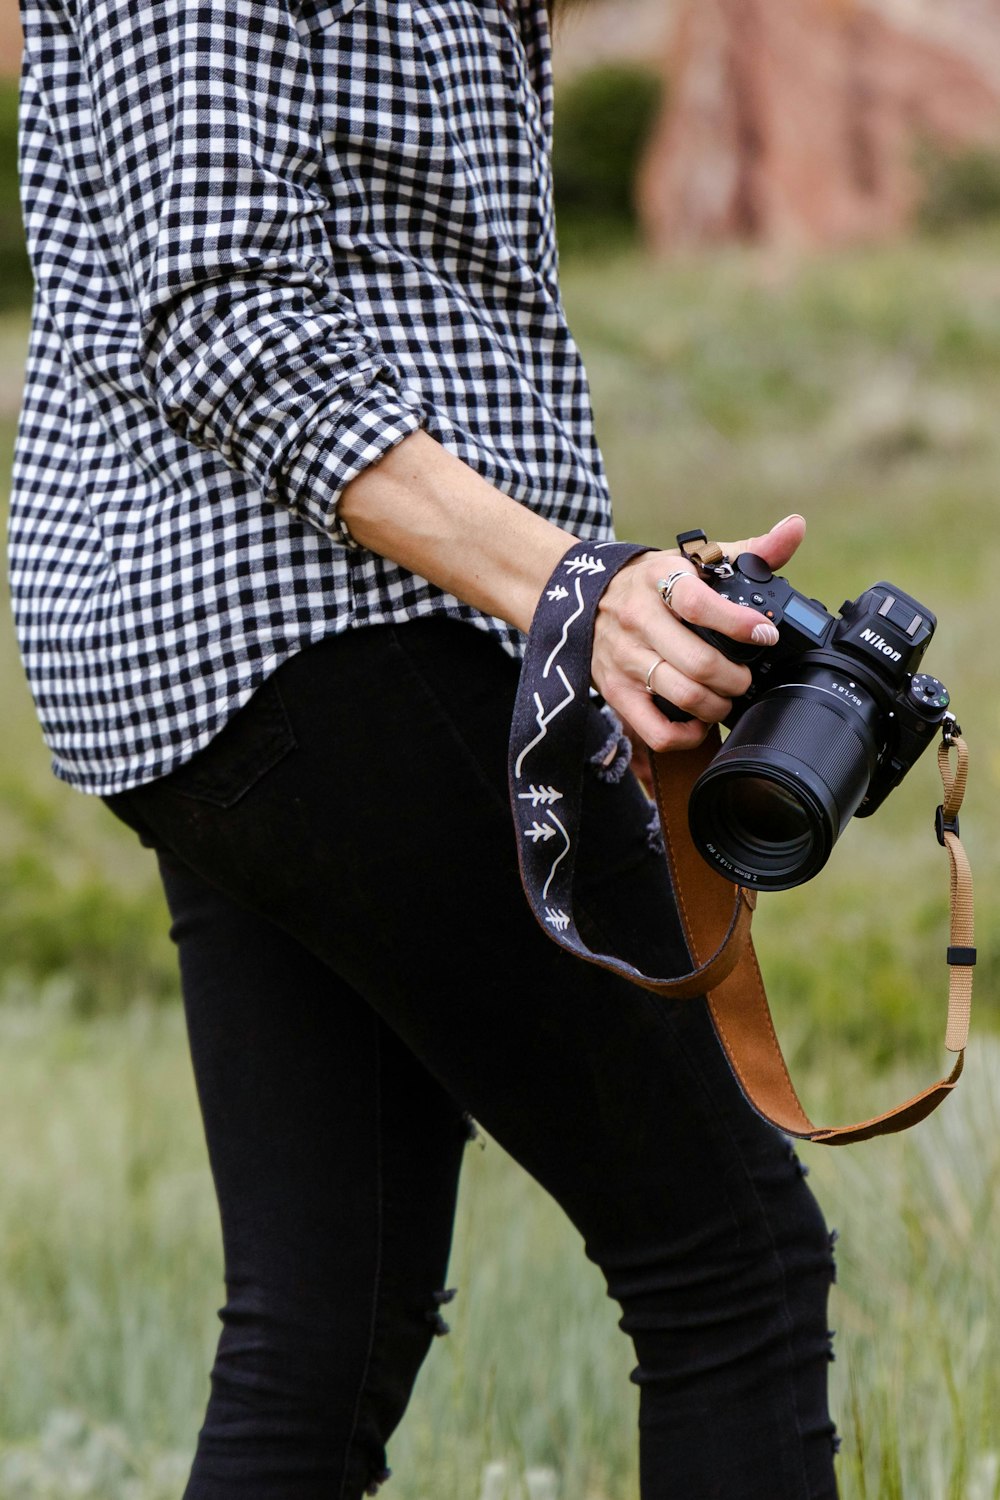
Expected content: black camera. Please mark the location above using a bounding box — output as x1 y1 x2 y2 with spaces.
660 532 953 891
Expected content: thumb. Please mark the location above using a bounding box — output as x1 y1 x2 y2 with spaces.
718 513 806 574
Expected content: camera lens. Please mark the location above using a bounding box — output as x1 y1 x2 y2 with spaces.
718 776 813 852
687 670 881 890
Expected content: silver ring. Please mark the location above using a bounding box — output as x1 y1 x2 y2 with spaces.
656 569 690 614
644 656 667 695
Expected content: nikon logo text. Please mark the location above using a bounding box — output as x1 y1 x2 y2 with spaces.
859 628 902 662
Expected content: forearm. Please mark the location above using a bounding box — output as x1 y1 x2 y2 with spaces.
340 428 807 756
338 429 575 633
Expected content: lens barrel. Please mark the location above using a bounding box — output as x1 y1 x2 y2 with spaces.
688 670 882 890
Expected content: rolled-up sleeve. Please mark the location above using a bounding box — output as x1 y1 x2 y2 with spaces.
77 0 425 538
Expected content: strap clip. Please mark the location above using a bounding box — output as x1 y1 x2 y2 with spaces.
935 804 960 847
676 529 734 580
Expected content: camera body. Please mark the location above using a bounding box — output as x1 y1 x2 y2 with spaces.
696 550 950 815
667 539 952 890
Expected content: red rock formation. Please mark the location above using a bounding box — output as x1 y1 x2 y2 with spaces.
0 0 21 78
638 0 1000 251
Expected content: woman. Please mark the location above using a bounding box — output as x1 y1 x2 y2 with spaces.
11 0 838 1494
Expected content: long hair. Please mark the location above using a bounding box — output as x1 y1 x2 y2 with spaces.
548 0 589 22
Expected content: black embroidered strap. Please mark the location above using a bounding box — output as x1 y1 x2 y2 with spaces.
510 541 651 968
509 539 750 1001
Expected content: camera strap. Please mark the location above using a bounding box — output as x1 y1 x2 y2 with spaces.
509 538 974 1144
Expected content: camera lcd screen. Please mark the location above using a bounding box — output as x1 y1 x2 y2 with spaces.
783 595 829 640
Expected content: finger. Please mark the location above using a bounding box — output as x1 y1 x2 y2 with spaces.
663 571 779 656
647 607 754 697
620 693 712 755
719 513 806 573
641 653 736 723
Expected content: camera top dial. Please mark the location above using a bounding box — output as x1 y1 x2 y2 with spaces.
909 674 951 716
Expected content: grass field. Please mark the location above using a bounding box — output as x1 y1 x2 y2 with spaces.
1 227 999 1498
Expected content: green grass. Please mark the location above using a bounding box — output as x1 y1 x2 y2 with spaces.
2 992 1000 1498
3 226 1000 1496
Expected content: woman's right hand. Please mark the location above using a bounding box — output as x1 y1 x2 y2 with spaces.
591 515 807 753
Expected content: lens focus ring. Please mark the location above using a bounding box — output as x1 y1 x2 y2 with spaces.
687 680 881 890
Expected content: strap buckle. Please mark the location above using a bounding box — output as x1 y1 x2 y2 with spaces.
935 804 960 847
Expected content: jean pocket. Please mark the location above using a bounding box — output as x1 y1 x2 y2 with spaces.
163 675 297 810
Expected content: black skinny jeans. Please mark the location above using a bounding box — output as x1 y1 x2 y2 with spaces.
105 617 839 1500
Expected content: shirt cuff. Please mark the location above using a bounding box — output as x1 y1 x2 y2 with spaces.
281 379 428 546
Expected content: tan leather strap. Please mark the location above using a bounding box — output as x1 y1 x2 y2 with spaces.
628 731 754 1002
652 731 974 1144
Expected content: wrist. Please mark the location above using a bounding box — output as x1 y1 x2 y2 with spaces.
339 430 576 632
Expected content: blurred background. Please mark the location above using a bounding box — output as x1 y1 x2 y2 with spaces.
2 1 1000 1496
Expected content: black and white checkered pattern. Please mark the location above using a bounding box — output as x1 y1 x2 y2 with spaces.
10 0 613 794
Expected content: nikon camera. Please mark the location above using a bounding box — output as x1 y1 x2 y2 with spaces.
661 535 953 891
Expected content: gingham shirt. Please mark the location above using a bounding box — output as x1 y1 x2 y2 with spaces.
10 0 612 795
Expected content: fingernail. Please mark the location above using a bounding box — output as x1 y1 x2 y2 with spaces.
775 513 804 528
751 622 780 646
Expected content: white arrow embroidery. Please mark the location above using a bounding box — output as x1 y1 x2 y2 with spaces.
517 785 563 807
546 584 569 601
544 908 571 932
563 554 606 577
525 821 556 843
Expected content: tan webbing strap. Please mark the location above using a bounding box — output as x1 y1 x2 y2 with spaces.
651 732 974 1145
680 537 728 572
939 734 974 1054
